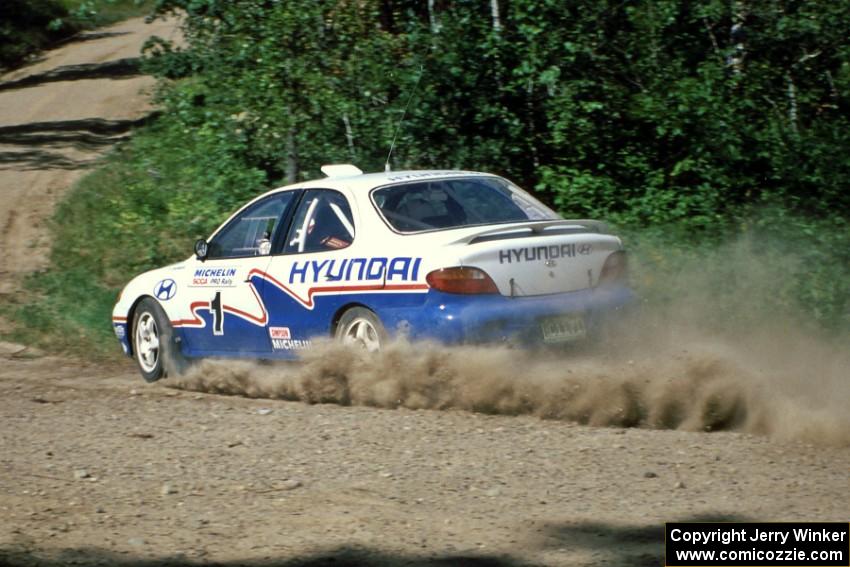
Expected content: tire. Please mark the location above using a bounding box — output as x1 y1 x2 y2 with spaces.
334 307 387 352
132 297 187 382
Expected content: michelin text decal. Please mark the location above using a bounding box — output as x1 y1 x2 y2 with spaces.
192 267 237 287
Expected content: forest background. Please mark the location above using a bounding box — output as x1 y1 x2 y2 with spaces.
3 0 848 354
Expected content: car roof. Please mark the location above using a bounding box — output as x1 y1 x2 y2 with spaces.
267 169 496 195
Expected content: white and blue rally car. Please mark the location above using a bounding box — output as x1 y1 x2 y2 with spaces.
112 166 632 381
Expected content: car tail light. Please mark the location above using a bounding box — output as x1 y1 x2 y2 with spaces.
426 267 499 294
597 251 628 286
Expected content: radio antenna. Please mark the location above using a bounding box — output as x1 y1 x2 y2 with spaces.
385 65 424 172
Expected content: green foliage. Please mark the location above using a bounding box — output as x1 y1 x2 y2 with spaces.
10 0 850 356
140 0 849 220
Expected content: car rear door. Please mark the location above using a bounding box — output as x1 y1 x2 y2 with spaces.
259 189 360 353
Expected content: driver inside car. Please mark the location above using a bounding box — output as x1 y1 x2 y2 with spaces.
305 200 353 251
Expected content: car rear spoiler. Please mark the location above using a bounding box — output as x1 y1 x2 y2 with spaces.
449 220 610 246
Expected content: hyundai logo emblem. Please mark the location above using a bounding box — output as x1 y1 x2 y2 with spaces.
154 279 177 301
578 244 593 255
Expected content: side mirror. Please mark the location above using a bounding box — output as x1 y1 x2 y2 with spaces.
194 238 209 261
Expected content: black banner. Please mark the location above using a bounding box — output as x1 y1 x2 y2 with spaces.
665 522 849 566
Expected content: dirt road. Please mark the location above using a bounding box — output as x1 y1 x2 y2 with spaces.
0 16 181 295
0 12 848 567
0 342 847 567
0 348 850 565
0 349 850 565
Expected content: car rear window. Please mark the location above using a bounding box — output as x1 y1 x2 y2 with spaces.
372 177 559 233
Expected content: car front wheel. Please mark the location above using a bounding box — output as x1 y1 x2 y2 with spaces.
335 307 387 352
132 297 185 382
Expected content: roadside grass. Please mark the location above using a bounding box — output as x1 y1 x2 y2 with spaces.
1 117 266 359
1 270 119 358
623 212 850 337
0 153 146 360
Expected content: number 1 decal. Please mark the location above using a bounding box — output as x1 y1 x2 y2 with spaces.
210 291 224 335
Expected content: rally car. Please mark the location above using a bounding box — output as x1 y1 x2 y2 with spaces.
112 165 632 381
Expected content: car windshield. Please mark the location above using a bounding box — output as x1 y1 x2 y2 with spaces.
372 176 559 233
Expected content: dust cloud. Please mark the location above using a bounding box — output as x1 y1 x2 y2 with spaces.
172 238 849 446
171 332 849 446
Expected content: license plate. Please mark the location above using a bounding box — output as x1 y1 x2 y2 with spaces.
540 314 587 343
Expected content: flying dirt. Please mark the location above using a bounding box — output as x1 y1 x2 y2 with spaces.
171 228 850 447
172 330 850 447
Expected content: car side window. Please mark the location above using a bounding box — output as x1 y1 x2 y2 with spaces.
285 190 355 254
208 192 295 259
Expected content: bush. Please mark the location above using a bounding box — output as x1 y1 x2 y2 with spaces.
0 0 78 69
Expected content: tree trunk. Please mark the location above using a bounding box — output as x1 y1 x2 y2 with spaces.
428 0 440 34
342 113 356 162
727 0 747 75
786 74 798 134
285 129 298 184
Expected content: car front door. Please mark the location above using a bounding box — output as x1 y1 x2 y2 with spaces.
175 191 297 356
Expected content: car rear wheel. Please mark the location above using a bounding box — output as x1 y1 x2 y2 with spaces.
335 307 387 352
132 297 186 382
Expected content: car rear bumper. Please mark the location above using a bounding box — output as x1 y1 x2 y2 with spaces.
377 285 634 345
